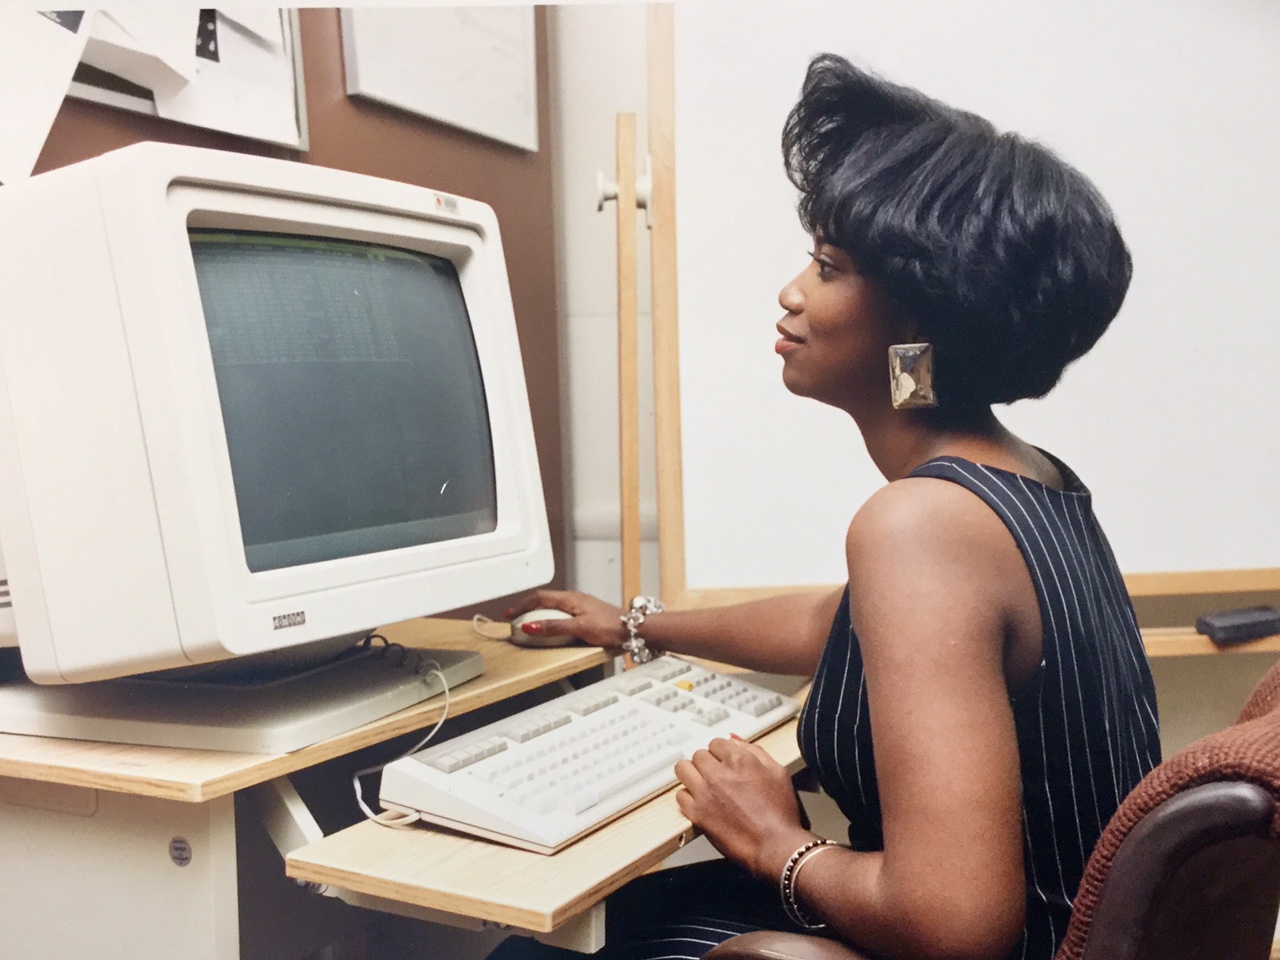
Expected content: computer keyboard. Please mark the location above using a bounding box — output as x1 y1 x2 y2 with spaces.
378 655 800 853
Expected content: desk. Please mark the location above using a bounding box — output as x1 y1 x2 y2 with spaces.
3 625 1276 960
0 619 608 960
283 628 1280 952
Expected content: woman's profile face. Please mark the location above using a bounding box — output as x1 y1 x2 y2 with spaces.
775 242 904 411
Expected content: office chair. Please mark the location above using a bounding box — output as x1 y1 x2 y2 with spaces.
704 659 1280 960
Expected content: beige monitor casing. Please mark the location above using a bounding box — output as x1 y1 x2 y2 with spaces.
0 143 552 683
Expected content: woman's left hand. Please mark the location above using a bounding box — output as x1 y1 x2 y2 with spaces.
674 736 813 880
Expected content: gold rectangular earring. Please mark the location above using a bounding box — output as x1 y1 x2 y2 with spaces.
888 342 938 409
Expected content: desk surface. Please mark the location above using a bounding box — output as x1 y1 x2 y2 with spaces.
285 719 802 932
0 625 1270 804
0 619 608 803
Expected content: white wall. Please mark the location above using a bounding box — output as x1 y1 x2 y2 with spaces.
548 3 660 604
545 0 1278 752
552 0 1280 599
671 0 1280 589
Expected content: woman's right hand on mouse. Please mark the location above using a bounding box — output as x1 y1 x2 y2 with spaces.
506 590 629 649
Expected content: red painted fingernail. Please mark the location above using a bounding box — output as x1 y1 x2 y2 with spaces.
522 622 543 635
504 608 516 619
730 733 745 741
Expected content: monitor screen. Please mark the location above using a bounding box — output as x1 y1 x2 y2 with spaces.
189 230 498 573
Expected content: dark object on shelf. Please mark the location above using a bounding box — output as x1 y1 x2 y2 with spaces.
1195 606 1280 647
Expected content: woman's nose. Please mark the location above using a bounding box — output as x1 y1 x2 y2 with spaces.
778 274 804 314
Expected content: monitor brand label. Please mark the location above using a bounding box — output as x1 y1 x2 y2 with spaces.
273 611 306 630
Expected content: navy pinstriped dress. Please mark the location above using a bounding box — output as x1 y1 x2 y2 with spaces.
491 453 1159 960
798 454 1160 960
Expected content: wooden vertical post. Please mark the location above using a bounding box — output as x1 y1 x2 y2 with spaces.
646 4 688 607
614 113 642 605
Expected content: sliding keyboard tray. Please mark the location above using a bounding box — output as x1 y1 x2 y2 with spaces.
285 718 802 933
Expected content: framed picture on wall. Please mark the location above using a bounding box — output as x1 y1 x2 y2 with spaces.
339 7 538 152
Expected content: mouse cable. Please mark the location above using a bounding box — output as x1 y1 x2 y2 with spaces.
470 612 512 640
351 658 452 828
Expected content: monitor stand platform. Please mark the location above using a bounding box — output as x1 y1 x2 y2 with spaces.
0 644 484 753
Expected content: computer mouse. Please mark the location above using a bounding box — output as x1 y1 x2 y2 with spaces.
508 608 577 648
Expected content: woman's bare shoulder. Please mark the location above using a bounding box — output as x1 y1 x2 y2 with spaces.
845 474 1031 627
846 474 1006 558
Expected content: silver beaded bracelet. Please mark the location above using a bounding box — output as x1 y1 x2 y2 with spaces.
779 838 841 930
620 595 664 664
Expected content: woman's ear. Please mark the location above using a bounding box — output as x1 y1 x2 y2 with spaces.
882 291 918 342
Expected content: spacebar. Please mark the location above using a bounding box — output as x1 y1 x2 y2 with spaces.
571 746 685 814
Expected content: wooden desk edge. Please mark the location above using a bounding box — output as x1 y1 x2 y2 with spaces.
0 620 609 802
3 621 1269 802
289 811 692 932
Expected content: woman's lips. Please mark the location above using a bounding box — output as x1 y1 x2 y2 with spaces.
776 323 803 355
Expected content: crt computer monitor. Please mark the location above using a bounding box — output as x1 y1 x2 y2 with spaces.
0 143 552 747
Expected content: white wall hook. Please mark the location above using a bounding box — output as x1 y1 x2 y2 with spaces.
636 155 653 229
596 171 618 212
597 160 652 227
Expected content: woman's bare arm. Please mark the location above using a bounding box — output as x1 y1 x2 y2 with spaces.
507 585 843 675
677 477 1031 960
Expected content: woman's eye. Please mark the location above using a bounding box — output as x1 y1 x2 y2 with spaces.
809 252 836 279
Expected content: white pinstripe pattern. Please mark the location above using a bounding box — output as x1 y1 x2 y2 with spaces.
796 454 1160 960
1014 472 1106 831
953 463 1086 896
1055 496 1124 801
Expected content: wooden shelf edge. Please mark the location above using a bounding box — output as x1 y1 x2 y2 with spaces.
1124 568 1280 597
1141 627 1280 658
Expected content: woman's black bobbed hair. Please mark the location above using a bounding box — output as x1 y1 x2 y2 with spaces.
782 55 1132 408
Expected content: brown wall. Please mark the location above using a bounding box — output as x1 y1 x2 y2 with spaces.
32 10 565 610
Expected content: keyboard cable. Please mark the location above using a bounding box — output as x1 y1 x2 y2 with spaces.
351 652 452 828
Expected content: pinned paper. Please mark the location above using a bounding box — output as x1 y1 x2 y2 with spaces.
153 10 300 148
215 4 284 47
80 8 199 99
0 10 92 185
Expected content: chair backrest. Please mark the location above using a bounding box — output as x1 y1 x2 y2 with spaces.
1057 659 1280 960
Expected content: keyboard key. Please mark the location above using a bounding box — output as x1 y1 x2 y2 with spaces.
499 711 572 743
687 706 731 726
656 693 697 712
571 746 684 813
569 692 618 715
613 677 653 696
742 694 784 717
418 736 508 772
646 659 692 682
640 688 680 707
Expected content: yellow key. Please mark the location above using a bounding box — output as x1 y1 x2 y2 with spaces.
675 680 694 691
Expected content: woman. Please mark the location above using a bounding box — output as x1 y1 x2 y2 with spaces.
500 55 1159 960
